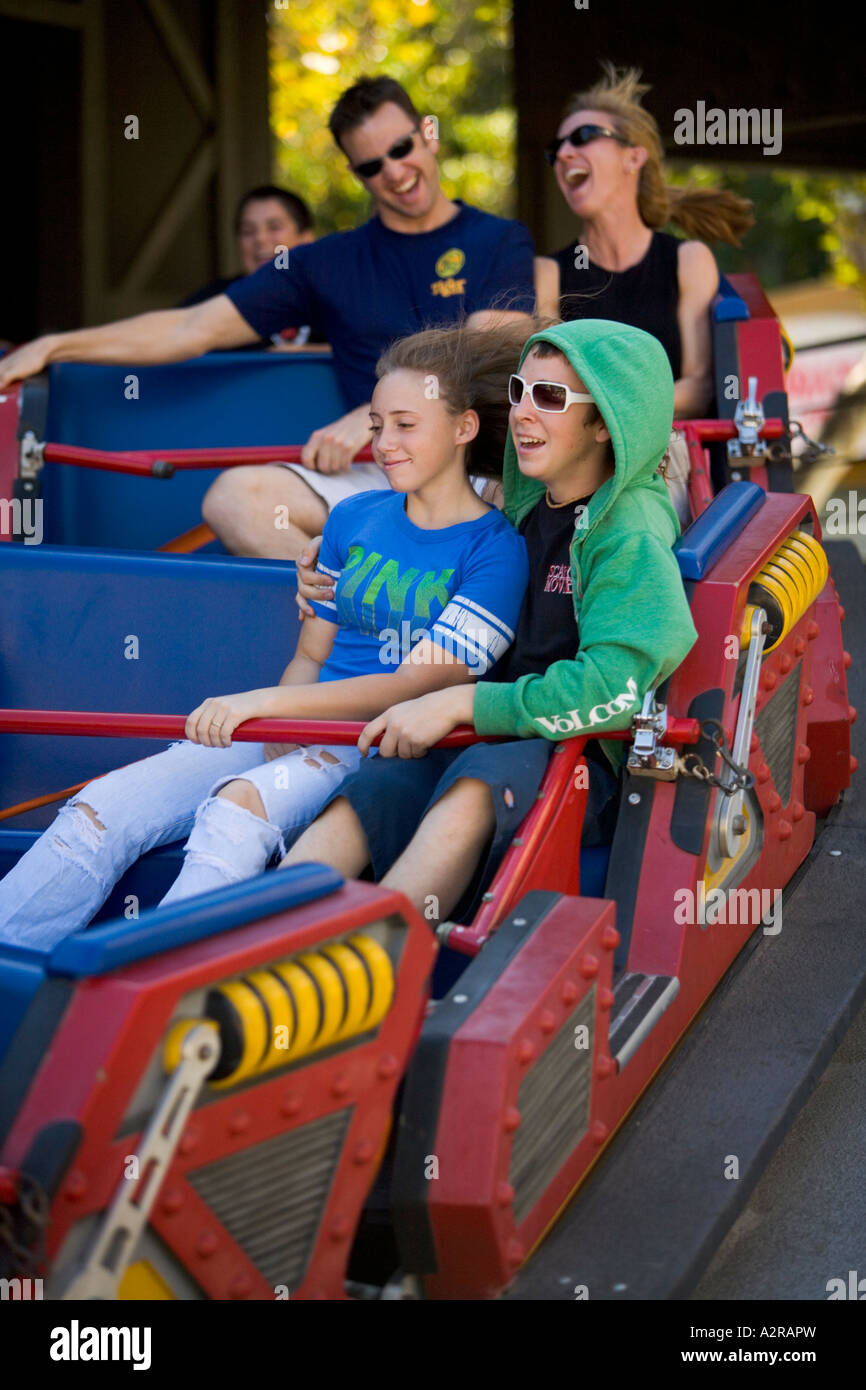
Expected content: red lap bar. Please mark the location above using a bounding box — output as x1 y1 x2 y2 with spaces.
41 425 782 479
674 418 786 515
672 418 785 443
0 710 702 746
40 443 376 477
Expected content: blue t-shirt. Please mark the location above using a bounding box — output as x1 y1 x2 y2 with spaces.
310 491 529 682
226 202 535 409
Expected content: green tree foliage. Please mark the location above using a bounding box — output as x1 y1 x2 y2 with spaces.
270 4 865 301
667 165 866 297
270 0 514 234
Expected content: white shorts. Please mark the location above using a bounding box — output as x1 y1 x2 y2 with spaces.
281 461 488 512
280 461 390 510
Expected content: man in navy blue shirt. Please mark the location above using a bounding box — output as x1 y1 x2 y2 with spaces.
0 76 535 558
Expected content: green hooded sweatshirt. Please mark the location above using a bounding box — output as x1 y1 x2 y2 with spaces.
472 319 698 772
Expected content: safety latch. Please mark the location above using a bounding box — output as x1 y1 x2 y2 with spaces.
627 690 678 780
19 430 45 480
728 376 767 461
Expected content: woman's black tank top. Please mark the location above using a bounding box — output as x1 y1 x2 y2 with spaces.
553 230 682 379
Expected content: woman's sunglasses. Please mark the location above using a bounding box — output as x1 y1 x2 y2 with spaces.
351 128 421 180
509 375 594 413
544 123 628 166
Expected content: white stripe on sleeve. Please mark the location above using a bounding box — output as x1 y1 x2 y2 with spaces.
430 597 515 673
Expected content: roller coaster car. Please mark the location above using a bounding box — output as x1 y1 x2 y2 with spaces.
0 277 856 1300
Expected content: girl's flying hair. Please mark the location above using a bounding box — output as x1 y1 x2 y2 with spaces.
376 319 541 478
564 62 754 246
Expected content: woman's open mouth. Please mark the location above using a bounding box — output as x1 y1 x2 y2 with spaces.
563 167 590 189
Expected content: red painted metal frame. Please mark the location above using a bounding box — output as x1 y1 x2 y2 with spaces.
419 490 854 1297
461 740 592 952
39 443 375 476
803 577 858 813
463 716 706 953
728 275 781 323
2 879 435 1301
424 895 619 1299
0 710 701 746
676 417 785 518
702 274 790 505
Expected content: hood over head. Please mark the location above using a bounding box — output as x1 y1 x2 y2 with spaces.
503 318 677 532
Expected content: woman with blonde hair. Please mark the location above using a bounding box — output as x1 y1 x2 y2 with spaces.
534 63 754 417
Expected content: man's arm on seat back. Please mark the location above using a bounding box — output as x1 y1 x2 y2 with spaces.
0 294 259 387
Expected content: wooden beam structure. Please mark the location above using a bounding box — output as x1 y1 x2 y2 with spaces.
2 0 862 339
0 0 270 336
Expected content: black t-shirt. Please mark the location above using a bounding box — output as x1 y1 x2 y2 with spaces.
553 230 683 380
489 492 611 774
493 493 589 683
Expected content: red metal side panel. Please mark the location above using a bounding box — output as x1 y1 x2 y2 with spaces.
0 385 21 540
3 880 435 1300
422 896 618 1299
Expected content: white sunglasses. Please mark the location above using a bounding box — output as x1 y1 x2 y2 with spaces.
509 374 594 413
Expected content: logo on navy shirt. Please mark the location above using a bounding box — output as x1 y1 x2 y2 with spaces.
435 248 465 277
431 246 466 298
544 563 573 595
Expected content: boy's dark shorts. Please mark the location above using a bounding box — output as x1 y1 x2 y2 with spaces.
320 739 621 923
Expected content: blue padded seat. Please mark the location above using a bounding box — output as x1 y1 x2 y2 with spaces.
674 481 765 581
713 275 750 323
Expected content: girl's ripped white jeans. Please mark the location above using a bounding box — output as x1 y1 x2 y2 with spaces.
0 739 364 950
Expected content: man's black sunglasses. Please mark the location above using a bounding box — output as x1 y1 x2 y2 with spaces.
544 123 628 166
351 128 421 180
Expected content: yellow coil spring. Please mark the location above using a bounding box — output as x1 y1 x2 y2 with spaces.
163 933 394 1087
740 530 828 653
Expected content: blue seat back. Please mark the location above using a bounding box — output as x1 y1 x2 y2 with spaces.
674 481 765 581
42 351 346 548
713 275 750 323
0 544 301 826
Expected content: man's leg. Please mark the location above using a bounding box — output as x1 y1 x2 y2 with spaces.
202 464 328 559
381 778 495 920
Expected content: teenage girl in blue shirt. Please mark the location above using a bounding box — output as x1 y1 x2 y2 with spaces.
0 326 530 949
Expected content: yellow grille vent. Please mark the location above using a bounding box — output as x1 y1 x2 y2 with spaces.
741 530 828 653
164 934 393 1087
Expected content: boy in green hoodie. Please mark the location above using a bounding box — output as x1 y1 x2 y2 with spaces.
281 320 698 921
